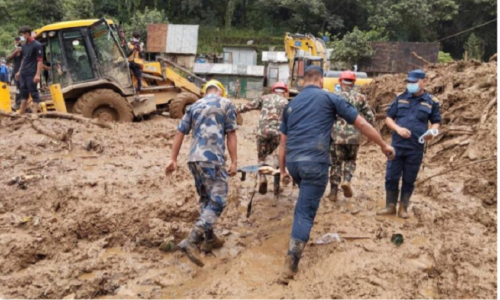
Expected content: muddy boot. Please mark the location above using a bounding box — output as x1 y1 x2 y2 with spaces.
201 229 225 253
178 229 204 267
398 192 411 219
278 238 306 285
341 181 353 198
258 174 268 194
376 190 398 215
329 184 338 202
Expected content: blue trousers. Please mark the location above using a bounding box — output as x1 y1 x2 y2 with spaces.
287 161 329 242
385 147 423 194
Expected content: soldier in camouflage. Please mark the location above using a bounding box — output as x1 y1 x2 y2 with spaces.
236 81 289 194
165 80 238 267
329 71 375 201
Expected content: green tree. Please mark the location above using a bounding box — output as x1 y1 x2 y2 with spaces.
464 33 485 61
62 0 95 20
360 0 459 41
123 7 167 41
438 51 454 63
330 27 375 69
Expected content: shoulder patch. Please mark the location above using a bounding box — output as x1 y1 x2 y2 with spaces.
398 99 409 104
421 102 432 109
431 96 439 103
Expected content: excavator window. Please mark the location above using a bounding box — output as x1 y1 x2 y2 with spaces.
89 20 133 91
61 30 95 83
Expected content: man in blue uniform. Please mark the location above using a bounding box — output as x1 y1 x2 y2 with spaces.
377 69 441 219
278 66 396 284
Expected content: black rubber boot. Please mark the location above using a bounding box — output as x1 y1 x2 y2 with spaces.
278 238 306 285
178 229 204 267
201 229 225 253
341 181 353 198
329 184 338 202
398 192 411 219
376 190 399 215
258 174 268 195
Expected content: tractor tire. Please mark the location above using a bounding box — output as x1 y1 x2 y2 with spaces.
169 92 199 119
74 89 134 123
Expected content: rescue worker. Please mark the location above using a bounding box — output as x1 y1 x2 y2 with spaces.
278 66 395 284
236 82 289 194
127 31 144 94
377 69 441 219
329 71 375 201
165 80 238 267
15 26 43 115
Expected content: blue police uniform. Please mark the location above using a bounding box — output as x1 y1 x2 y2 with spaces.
280 70 359 243
385 70 441 197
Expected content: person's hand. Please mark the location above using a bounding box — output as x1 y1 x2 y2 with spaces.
396 127 411 139
281 169 291 185
228 162 237 177
33 75 40 84
15 72 20 81
382 144 396 160
165 159 177 176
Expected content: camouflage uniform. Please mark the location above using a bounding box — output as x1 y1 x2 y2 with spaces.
330 89 374 186
178 94 237 236
237 93 288 162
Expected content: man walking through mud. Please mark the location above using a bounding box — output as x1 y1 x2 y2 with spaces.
165 80 238 267
278 66 395 284
377 69 441 219
236 81 289 194
329 71 375 202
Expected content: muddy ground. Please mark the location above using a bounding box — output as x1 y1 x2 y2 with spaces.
0 61 497 299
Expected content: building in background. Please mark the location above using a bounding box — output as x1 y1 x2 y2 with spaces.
193 63 264 99
222 46 258 65
363 42 439 76
262 51 289 89
147 24 199 69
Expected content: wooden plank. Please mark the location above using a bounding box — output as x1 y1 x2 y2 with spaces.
147 24 168 53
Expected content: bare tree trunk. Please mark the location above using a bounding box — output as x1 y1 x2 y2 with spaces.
225 0 235 30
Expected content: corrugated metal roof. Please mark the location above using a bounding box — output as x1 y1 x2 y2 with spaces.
166 25 199 54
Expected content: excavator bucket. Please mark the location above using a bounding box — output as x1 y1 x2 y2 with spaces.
0 83 12 113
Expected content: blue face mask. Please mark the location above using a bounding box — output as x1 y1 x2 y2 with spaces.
407 83 420 94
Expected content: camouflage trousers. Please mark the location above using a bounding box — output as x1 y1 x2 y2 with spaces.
188 162 228 235
330 143 360 186
257 134 280 162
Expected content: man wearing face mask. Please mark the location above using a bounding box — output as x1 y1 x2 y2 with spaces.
278 66 395 284
7 37 23 110
329 71 375 202
377 69 441 219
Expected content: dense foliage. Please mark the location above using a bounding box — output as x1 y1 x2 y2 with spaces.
0 0 496 62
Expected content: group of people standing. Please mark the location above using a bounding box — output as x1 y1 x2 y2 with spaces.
165 64 441 283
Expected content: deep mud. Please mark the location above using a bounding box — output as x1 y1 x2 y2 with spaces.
0 61 497 299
